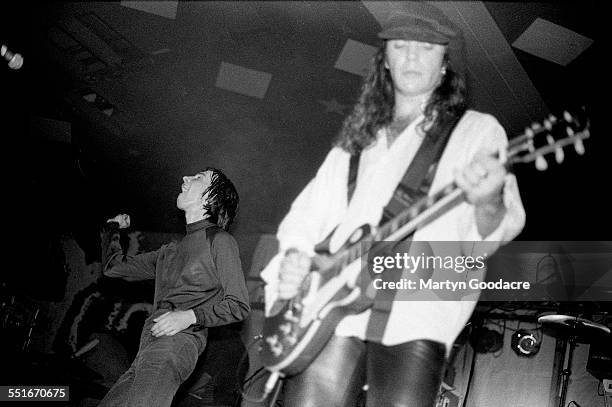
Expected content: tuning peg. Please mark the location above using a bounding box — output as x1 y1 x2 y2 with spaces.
547 135 565 164
535 154 548 171
544 119 553 131
566 126 586 155
563 111 573 123
574 138 585 155
555 147 565 163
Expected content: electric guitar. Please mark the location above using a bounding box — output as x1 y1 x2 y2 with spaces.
261 110 590 376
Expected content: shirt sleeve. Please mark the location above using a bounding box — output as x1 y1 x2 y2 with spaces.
261 147 347 315
459 113 526 243
275 147 348 255
192 232 251 327
101 222 157 281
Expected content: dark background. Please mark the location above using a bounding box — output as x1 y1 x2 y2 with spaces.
2 1 606 254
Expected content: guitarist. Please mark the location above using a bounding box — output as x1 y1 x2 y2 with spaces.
261 3 525 407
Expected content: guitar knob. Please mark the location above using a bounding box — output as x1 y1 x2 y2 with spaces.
272 344 284 357
265 334 279 346
285 335 297 346
279 323 292 335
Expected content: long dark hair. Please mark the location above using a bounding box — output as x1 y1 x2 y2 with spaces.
201 167 239 230
334 41 467 154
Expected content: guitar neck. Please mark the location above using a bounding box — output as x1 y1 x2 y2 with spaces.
340 182 465 268
338 121 590 269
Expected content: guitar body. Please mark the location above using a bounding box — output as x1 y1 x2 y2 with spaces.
261 282 371 375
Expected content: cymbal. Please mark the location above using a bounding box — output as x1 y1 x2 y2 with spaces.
538 314 610 341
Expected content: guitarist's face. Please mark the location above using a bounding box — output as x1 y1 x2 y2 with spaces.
384 39 446 100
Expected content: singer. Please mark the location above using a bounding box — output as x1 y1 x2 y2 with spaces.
98 168 250 407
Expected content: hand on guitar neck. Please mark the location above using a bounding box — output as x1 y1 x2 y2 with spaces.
454 150 507 238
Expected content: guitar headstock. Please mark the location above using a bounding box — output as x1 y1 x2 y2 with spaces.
507 108 590 170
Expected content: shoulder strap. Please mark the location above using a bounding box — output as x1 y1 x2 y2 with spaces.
347 149 361 204
314 150 361 255
380 113 463 225
366 113 464 343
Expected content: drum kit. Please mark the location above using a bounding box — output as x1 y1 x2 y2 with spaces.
538 313 611 407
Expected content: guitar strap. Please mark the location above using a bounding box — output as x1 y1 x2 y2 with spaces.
364 112 463 342
347 150 361 203
313 150 362 254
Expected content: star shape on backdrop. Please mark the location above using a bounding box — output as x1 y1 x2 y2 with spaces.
318 98 350 115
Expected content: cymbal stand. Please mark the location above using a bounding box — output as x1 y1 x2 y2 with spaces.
558 335 577 407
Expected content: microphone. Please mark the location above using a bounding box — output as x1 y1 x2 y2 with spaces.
1 44 23 70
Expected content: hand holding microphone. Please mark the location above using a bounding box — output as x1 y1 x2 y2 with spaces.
1 44 23 70
107 214 131 229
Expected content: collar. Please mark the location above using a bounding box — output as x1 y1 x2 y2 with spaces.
185 219 216 234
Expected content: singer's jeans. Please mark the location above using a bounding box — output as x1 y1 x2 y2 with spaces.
98 311 205 407
282 336 446 407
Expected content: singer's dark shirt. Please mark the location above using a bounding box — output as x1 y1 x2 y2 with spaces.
102 219 250 335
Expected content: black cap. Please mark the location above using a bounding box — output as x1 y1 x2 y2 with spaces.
378 3 461 45
378 3 466 76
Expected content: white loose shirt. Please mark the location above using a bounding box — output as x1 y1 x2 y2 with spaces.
261 110 526 352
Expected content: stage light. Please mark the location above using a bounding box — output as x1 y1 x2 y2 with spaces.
511 329 541 357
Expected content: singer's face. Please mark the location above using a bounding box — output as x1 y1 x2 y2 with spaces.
176 171 213 211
